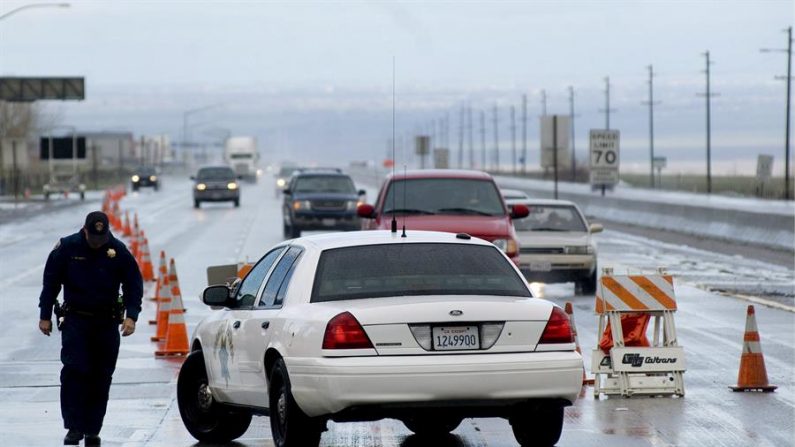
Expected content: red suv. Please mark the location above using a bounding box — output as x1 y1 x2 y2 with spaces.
357 170 529 264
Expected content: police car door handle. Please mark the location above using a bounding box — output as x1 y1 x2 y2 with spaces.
261 321 270 330
232 321 241 329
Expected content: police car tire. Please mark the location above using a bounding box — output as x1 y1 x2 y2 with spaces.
177 351 252 443
509 406 563 447
269 358 322 447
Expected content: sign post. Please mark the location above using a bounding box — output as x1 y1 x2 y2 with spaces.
540 115 571 199
756 155 774 197
589 130 620 196
652 156 667 189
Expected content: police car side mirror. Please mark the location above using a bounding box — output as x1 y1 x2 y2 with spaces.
202 285 231 307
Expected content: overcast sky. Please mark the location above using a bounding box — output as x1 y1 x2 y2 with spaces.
1 0 792 173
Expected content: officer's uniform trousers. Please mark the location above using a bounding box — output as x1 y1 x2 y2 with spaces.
60 314 120 434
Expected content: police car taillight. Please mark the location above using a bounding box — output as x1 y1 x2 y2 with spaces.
538 307 574 344
322 312 374 349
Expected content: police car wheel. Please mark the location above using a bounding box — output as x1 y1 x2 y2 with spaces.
177 351 252 443
269 358 322 447
509 405 563 447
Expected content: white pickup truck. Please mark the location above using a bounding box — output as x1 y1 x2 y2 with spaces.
224 136 259 183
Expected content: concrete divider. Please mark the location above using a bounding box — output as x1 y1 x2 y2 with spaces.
494 176 794 253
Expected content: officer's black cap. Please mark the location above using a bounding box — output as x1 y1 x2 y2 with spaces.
84 211 110 245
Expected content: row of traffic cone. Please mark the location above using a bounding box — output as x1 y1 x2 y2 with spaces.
150 254 189 357
110 190 190 358
566 301 777 393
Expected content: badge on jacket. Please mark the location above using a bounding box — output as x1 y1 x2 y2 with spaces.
107 248 116 258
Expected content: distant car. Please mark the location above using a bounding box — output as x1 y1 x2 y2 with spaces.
192 166 240 209
512 199 603 294
131 166 159 191
275 166 300 195
501 188 530 213
501 188 530 202
177 230 582 447
282 171 364 238
357 170 529 264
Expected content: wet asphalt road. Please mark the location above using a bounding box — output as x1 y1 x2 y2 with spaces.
0 176 792 446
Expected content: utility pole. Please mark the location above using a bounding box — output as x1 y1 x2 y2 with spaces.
568 86 577 181
697 51 719 194
642 65 662 188
493 104 500 172
510 105 517 175
480 110 487 170
522 94 528 175
468 105 474 169
458 106 465 169
540 89 547 116
553 115 559 199
761 26 793 200
599 76 618 130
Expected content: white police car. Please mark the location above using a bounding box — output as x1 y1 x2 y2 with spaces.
177 230 583 447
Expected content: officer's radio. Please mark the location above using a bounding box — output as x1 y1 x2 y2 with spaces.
53 300 65 331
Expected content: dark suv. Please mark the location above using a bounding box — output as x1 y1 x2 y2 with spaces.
131 166 159 191
282 170 364 238
192 166 240 208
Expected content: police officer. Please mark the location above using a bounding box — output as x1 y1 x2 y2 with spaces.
38 211 143 446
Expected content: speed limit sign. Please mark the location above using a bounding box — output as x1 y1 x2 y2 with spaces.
589 130 620 186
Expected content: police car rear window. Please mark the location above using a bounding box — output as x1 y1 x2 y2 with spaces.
311 243 530 302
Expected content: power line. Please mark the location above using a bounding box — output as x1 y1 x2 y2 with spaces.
598 76 618 130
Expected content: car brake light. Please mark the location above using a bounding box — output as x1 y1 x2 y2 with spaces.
538 307 574 344
322 312 374 349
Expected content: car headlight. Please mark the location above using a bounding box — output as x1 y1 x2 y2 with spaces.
276 178 286 187
227 182 238 190
347 200 361 211
293 200 311 210
492 238 518 255
131 175 140 182
149 175 157 181
79 184 86 191
196 183 207 191
565 245 594 255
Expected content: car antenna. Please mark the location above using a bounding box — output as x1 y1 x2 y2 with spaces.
390 56 398 234
401 164 407 238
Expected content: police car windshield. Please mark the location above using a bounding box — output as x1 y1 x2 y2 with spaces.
383 179 505 216
293 175 355 193
311 243 531 302
513 205 587 232
197 167 235 180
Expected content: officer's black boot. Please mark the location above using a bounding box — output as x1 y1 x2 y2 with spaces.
85 434 101 446
63 429 83 445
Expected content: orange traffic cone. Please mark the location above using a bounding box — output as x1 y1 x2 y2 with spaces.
130 223 140 260
154 307 190 357
730 305 777 392
565 302 594 386
168 258 185 312
123 211 132 237
157 250 168 283
140 238 155 281
151 277 172 340
111 201 122 231
149 273 171 325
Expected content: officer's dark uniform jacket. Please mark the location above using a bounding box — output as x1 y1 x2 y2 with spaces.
39 231 142 322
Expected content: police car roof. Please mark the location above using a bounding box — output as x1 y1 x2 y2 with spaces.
292 230 494 251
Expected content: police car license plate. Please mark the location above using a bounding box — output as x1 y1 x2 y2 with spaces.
432 326 479 351
322 218 336 226
530 261 552 272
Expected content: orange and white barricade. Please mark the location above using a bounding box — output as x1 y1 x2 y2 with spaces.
592 268 685 398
